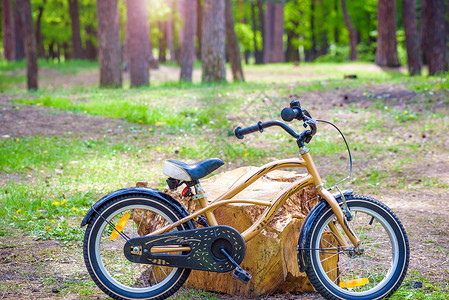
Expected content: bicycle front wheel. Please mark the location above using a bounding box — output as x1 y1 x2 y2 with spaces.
83 194 193 300
304 195 409 300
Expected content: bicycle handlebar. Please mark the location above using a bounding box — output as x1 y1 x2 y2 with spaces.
235 120 300 140
234 101 317 145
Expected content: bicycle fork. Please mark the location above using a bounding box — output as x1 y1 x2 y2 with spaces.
318 187 361 249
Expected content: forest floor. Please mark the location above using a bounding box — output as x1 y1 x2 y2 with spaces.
0 62 448 299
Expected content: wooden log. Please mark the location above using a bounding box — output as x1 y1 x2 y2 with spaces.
136 167 337 297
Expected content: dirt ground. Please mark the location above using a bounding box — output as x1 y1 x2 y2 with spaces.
0 76 448 299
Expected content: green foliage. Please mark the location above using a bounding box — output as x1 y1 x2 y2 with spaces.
234 23 255 52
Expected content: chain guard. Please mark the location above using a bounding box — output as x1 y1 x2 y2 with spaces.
123 225 246 273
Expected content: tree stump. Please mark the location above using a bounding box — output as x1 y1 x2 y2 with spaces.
137 167 338 297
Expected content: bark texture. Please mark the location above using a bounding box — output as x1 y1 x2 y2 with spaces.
69 0 84 59
264 2 284 63
375 0 400 67
196 0 202 58
178 0 197 81
201 0 226 82
35 4 46 57
17 0 38 90
286 26 300 62
158 21 167 63
421 0 447 75
166 0 175 62
85 24 97 60
341 0 357 60
14 6 25 60
402 0 422 75
126 0 150 87
257 0 265 63
97 0 122 88
250 2 263 64
225 0 244 81
2 0 16 61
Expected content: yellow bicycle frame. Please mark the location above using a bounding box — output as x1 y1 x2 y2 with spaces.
151 150 360 249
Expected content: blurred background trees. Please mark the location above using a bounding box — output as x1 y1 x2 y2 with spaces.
1 0 448 89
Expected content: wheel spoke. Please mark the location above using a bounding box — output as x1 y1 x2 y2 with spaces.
308 200 406 297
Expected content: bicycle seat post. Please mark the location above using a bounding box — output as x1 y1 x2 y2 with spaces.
193 181 218 226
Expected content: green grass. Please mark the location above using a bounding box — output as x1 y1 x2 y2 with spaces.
1 60 448 298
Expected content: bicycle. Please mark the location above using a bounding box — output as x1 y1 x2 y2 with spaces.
81 100 409 300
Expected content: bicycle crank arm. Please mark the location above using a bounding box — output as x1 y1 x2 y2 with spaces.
123 225 246 273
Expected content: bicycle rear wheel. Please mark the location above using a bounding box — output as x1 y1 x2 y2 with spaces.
304 195 409 300
83 194 193 300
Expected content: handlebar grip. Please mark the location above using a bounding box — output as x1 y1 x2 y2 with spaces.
281 107 300 122
235 122 263 139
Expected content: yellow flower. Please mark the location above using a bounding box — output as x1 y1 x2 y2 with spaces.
16 209 21 214
15 139 19 142
57 224 61 229
51 219 55 223
403 111 408 115
44 226 50 231
156 147 162 151
52 201 60 206
244 152 248 157
81 210 86 216
148 128 153 132
72 207 78 212
435 83 440 88
13 215 17 219
410 115 414 118
138 120 144 124
61 199 67 205
396 116 400 119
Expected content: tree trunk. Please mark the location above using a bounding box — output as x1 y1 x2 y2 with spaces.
35 4 46 58
421 0 447 75
310 0 317 61
14 5 25 60
166 0 175 62
402 0 422 75
69 0 84 59
316 0 328 57
286 27 300 63
126 0 150 87
201 0 226 82
2 0 16 61
17 0 38 90
375 0 400 67
257 0 265 63
225 0 244 81
85 24 97 60
250 2 263 64
264 2 284 63
196 0 202 59
341 0 357 60
179 0 197 82
97 0 122 88
158 22 167 63
137 167 334 296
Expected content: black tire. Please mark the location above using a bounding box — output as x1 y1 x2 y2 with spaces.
304 195 409 300
83 194 194 300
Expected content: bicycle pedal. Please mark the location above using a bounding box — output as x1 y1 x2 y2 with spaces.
233 266 251 283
